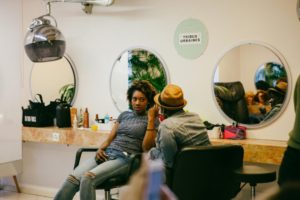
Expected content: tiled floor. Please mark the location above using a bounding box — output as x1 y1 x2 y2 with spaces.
0 190 52 200
0 171 278 200
0 188 112 200
0 184 278 200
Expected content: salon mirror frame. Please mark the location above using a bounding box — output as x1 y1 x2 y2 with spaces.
110 46 170 113
30 54 78 105
212 41 292 129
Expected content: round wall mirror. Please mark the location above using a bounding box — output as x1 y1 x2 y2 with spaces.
30 55 77 105
110 47 169 112
213 42 291 128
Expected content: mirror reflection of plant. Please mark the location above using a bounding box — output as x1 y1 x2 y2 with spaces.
128 50 167 92
59 83 75 104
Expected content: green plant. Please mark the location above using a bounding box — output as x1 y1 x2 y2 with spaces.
128 50 167 92
59 83 75 104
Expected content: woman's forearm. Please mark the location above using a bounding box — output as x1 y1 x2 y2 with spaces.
142 118 157 151
142 130 156 151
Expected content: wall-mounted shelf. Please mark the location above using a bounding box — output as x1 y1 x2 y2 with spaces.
211 138 287 165
22 127 287 165
22 126 109 147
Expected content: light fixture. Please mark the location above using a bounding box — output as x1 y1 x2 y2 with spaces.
24 2 65 62
46 0 115 14
24 0 115 63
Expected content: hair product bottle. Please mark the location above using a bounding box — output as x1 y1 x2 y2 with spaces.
78 108 83 127
83 108 89 128
73 114 78 129
70 107 77 128
95 114 99 123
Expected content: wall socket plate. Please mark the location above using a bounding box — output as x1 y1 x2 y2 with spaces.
52 132 60 142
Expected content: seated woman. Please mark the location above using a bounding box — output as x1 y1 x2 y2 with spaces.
54 80 158 200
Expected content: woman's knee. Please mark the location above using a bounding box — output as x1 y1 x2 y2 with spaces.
81 172 96 186
67 174 80 186
54 175 80 200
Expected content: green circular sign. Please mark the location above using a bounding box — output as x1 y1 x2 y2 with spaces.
174 18 208 59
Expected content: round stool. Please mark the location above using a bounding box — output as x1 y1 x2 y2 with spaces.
234 164 277 200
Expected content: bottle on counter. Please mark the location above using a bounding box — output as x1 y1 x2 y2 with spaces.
83 108 89 128
70 107 77 128
73 114 78 129
95 114 99 123
104 113 110 124
78 108 83 128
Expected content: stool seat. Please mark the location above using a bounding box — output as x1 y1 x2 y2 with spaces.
234 164 277 200
235 165 277 184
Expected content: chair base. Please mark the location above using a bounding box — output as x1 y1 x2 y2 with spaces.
104 189 119 200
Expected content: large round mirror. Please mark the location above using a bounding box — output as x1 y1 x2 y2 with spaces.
110 47 169 112
30 55 77 105
213 42 291 128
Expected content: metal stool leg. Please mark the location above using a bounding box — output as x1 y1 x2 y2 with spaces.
250 183 257 200
104 189 111 200
104 189 119 200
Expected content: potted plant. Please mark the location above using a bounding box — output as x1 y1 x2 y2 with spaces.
59 83 75 104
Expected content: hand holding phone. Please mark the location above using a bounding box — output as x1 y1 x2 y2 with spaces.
144 159 164 200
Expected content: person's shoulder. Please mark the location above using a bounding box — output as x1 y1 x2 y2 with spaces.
183 111 200 118
118 110 133 120
120 110 132 115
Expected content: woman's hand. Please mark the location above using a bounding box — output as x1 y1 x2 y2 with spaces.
96 148 108 162
148 104 159 119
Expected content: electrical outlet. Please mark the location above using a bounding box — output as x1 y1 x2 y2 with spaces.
52 132 60 142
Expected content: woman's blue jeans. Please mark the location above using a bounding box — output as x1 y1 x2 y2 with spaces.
54 149 131 200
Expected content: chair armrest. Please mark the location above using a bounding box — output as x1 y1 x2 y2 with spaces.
74 148 98 169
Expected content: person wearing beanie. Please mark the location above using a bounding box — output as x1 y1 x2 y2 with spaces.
143 84 211 170
278 75 300 186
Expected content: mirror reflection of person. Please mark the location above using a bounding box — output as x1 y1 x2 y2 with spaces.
142 84 211 184
262 81 287 122
245 90 271 123
254 90 272 114
54 80 158 200
278 75 300 186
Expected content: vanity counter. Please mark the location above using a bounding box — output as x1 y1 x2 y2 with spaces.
22 127 287 165
211 138 287 165
22 126 110 147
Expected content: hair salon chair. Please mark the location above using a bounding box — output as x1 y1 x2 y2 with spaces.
169 144 244 200
214 81 249 123
73 148 141 200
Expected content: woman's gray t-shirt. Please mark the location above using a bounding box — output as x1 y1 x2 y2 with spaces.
107 111 149 154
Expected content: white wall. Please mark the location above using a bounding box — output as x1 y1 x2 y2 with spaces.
0 1 22 164
20 0 300 195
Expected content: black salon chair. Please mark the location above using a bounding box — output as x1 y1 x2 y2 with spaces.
214 81 249 123
169 144 244 200
74 148 141 200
